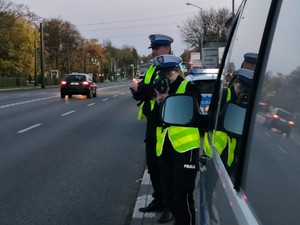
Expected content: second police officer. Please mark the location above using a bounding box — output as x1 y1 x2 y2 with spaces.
152 54 206 225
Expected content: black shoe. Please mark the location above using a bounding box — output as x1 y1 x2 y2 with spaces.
139 199 164 213
158 209 173 223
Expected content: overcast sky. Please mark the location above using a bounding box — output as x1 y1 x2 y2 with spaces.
13 0 242 56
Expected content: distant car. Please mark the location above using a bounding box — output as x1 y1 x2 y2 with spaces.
132 74 144 85
264 107 295 137
185 68 218 113
60 73 97 99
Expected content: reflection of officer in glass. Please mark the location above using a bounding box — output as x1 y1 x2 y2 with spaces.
219 69 254 174
224 69 254 107
153 54 203 225
241 52 258 71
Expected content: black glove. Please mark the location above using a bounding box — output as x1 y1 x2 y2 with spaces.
129 87 141 101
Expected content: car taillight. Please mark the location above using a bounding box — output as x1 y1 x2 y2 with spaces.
61 81 67 85
82 81 89 86
272 114 279 119
288 121 295 126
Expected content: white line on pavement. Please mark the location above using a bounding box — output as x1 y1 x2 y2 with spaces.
17 123 42 133
61 110 75 116
278 145 287 154
0 96 57 110
102 98 108 101
87 103 95 107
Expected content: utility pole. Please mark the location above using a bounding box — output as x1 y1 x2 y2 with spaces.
34 30 38 86
40 23 45 88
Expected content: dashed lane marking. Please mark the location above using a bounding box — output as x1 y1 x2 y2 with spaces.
278 145 287 154
17 123 42 133
87 103 95 107
61 110 75 116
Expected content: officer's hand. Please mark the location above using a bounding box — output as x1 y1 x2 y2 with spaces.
129 87 141 101
154 89 169 104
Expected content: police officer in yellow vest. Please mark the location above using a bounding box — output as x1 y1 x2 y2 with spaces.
131 34 174 221
204 68 254 175
153 54 203 225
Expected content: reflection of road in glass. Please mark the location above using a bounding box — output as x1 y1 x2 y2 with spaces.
246 120 300 224
256 112 300 144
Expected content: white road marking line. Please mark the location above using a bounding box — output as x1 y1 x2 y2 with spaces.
113 95 118 97
102 98 108 101
264 132 271 137
97 84 130 91
87 103 95 107
0 96 57 110
278 145 287 154
61 110 75 116
121 92 125 95
18 123 42 133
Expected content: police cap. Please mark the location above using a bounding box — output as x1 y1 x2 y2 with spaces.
233 68 254 87
153 54 182 69
148 34 174 49
244 52 258 64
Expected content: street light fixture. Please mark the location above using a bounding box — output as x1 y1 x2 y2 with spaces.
186 2 202 10
186 2 204 68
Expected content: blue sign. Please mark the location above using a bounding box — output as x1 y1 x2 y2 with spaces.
201 94 212 106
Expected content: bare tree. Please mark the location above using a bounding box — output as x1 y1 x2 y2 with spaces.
178 7 231 51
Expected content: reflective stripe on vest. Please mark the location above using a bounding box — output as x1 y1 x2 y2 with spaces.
138 100 155 120
203 87 236 167
203 132 212 157
156 80 201 156
227 87 231 102
227 135 236 167
138 65 157 120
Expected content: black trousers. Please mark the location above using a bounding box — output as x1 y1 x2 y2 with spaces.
145 120 163 204
159 138 199 225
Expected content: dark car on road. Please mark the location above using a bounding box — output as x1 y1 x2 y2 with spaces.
60 73 97 99
264 107 295 137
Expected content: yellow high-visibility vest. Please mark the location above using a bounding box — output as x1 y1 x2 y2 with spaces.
138 65 157 120
156 80 201 156
203 87 236 167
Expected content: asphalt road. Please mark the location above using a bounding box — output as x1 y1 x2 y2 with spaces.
243 115 300 225
0 82 146 225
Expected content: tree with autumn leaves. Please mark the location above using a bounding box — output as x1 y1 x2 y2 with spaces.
0 0 140 85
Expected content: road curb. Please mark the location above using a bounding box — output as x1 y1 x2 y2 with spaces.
130 170 155 225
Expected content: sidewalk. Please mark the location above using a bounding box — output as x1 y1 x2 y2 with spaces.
130 170 200 225
130 170 174 225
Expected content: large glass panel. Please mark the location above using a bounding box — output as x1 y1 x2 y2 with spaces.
212 0 271 181
243 0 300 224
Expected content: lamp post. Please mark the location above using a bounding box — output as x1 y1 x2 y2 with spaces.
186 2 203 68
232 0 235 17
